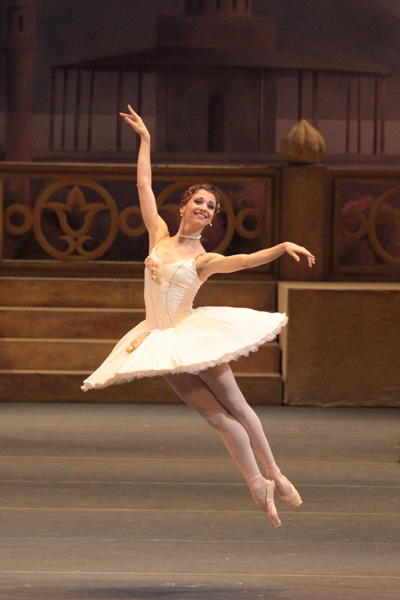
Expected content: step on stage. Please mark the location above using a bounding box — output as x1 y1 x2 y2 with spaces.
0 276 282 404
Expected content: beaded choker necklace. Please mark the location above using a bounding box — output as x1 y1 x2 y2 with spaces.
178 232 202 240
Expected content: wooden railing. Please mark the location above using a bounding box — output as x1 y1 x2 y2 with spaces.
1 162 399 280
0 163 279 278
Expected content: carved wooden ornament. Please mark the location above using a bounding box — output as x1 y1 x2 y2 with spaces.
281 119 326 164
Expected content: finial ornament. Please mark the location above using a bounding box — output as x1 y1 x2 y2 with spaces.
281 119 326 164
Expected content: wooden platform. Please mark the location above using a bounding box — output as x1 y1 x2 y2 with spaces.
278 282 400 407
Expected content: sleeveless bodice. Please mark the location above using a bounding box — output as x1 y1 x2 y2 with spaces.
144 248 203 330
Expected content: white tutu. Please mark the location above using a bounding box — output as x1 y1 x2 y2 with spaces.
82 249 287 391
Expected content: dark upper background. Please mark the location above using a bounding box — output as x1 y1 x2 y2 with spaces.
2 0 400 115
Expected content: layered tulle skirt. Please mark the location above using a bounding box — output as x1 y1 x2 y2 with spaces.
81 306 288 391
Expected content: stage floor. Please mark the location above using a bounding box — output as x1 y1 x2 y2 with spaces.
0 402 399 600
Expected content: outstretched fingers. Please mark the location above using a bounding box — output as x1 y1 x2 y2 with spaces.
119 104 137 119
299 248 316 268
297 248 316 267
119 105 149 137
286 243 316 267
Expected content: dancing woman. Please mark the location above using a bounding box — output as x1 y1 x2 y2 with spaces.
82 106 315 527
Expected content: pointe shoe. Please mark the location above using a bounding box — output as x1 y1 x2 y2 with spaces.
248 474 282 528
276 476 302 509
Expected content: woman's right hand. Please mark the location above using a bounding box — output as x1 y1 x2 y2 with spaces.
119 105 150 138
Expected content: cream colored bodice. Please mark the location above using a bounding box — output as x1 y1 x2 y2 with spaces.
144 248 203 330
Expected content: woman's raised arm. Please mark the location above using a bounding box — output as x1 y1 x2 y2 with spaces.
119 106 168 246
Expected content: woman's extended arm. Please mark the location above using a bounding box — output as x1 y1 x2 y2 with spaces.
119 106 168 246
196 242 315 280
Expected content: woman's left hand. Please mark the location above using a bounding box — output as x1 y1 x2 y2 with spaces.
284 242 315 267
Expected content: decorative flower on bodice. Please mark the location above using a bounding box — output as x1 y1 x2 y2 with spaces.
144 256 161 284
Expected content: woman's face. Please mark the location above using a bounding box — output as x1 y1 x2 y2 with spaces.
182 190 217 227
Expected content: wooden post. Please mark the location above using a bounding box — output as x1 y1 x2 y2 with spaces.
345 76 351 154
357 74 361 155
166 68 171 152
297 70 303 122
136 70 143 153
49 68 56 151
73 69 81 151
116 70 124 152
312 71 319 128
380 76 386 154
87 69 95 151
61 68 69 151
258 69 265 152
373 75 379 155
279 164 327 281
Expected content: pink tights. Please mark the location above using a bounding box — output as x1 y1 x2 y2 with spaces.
165 362 290 496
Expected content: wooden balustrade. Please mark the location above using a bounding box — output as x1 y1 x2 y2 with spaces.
1 162 400 280
0 163 278 278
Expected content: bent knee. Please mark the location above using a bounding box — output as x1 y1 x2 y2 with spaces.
223 396 251 419
203 412 227 431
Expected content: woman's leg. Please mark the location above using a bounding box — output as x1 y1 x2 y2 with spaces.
165 371 260 483
165 370 283 526
197 362 291 496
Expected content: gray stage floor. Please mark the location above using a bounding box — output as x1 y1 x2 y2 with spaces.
0 402 399 600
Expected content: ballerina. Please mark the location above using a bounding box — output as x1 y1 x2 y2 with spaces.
82 105 315 527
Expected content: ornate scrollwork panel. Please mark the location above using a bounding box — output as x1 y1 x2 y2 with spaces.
368 187 400 266
2 170 273 264
337 180 400 269
33 179 119 261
